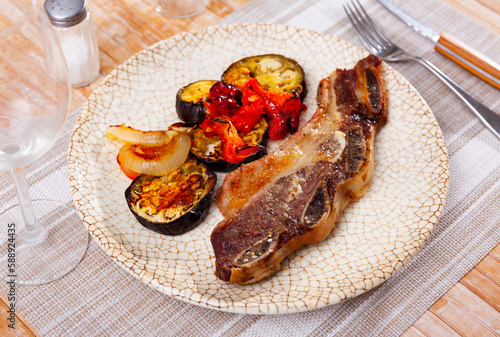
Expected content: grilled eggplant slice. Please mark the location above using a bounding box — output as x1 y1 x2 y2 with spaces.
176 80 219 123
169 118 268 172
125 159 217 236
221 54 307 100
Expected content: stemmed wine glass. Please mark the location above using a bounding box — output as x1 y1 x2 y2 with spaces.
0 0 88 285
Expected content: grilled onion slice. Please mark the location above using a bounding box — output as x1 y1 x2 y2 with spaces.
106 124 179 147
117 133 191 176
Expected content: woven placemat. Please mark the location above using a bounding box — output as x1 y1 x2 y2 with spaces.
1 0 499 335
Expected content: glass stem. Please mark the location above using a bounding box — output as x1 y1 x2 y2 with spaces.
11 167 47 245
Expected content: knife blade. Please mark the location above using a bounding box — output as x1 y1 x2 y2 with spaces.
376 0 500 90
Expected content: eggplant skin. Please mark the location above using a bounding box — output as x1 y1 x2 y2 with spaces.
176 80 219 124
125 159 217 236
130 190 213 236
222 54 307 100
190 117 268 172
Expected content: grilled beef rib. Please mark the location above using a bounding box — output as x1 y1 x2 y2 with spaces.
211 55 388 284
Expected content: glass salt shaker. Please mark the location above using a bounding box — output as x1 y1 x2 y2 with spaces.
44 0 100 87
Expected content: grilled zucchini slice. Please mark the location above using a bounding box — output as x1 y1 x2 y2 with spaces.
221 54 306 99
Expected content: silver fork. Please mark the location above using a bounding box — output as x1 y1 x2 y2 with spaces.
344 0 500 140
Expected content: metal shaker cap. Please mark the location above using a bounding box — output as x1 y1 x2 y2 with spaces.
44 0 87 28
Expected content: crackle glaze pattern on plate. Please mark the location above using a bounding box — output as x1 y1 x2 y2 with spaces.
68 23 449 314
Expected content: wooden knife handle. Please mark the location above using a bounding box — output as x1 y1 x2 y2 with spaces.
435 32 500 89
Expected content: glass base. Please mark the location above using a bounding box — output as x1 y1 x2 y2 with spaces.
0 199 89 286
155 0 207 18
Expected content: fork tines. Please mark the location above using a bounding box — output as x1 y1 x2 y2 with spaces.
344 0 392 54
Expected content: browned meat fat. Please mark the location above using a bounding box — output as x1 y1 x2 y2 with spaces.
211 55 388 284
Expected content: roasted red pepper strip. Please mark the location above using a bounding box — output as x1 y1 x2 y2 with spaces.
262 99 287 140
200 114 217 137
243 79 307 136
207 82 241 116
229 103 264 133
282 94 305 134
203 100 220 119
242 79 287 140
205 117 264 164
201 79 306 164
205 82 263 134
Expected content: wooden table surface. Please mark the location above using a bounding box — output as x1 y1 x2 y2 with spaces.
1 0 499 336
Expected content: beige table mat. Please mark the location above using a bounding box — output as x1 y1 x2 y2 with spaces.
1 0 499 336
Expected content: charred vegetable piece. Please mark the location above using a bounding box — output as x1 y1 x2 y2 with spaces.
200 116 264 164
204 80 306 139
125 159 217 236
170 117 268 172
240 79 306 139
176 80 219 123
204 82 263 134
222 54 307 100
204 82 242 117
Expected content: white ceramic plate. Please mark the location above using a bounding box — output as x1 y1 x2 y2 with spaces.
68 23 449 314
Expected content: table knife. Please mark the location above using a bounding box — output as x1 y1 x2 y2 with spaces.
376 0 500 90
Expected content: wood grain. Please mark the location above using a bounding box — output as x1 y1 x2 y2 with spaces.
67 0 240 111
489 244 500 262
1 0 499 336
445 283 500 335
435 32 500 89
475 255 500 286
461 269 500 312
401 326 427 337
412 311 460 337
0 293 38 337
441 0 500 36
429 296 496 336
